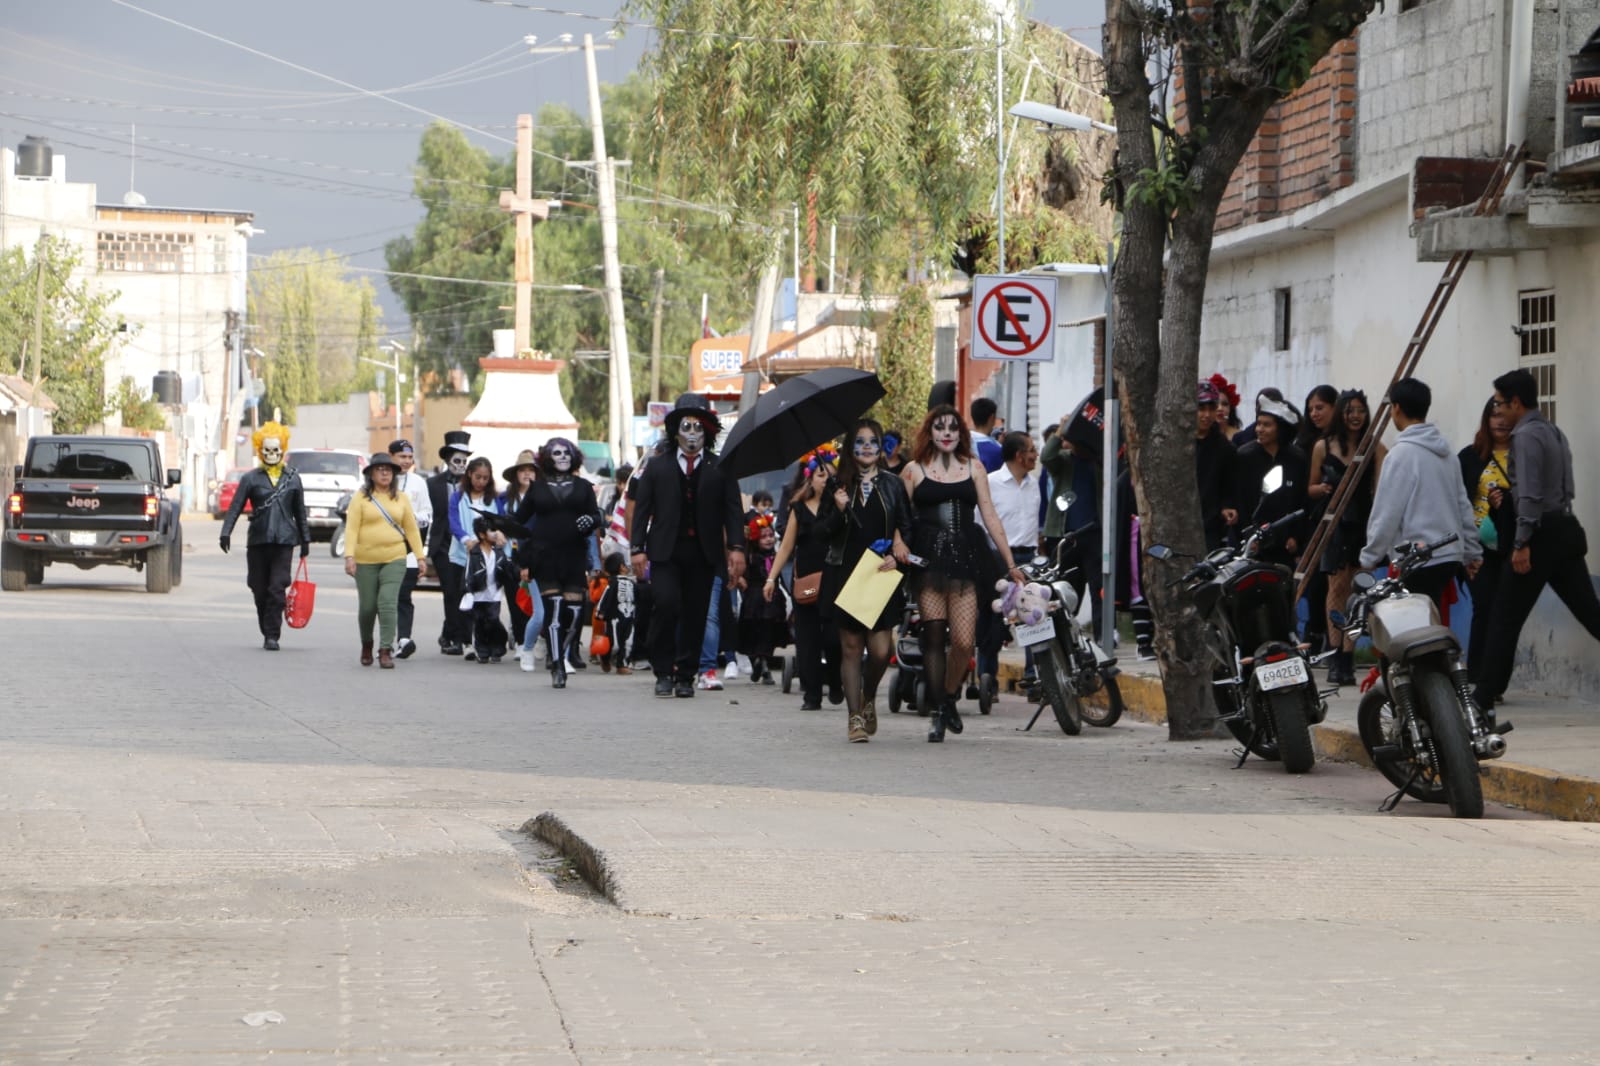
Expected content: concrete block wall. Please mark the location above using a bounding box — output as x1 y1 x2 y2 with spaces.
1356 0 1504 177
1197 241 1336 410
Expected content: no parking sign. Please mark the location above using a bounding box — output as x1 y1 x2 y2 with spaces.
970 274 1058 363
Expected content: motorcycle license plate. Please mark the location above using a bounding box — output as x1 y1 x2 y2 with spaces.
1256 657 1311 692
1011 619 1056 648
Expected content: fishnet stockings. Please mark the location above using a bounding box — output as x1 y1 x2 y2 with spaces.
839 628 895 716
918 583 978 698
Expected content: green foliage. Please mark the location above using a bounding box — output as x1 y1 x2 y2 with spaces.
629 0 1001 284
248 248 385 425
0 237 123 434
109 376 167 431
872 282 934 441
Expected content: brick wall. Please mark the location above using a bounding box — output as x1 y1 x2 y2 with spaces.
1213 40 1359 232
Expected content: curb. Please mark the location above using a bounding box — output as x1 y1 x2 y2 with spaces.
998 660 1600 822
525 811 620 904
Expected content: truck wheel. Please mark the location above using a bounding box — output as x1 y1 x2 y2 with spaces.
145 543 174 594
170 526 184 588
1 542 26 592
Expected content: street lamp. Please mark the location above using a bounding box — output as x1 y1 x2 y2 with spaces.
361 341 407 438
1009 99 1120 657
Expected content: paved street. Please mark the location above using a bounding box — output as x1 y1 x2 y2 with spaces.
3 532 1598 1063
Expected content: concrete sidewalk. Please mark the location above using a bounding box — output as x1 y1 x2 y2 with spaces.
998 650 1600 821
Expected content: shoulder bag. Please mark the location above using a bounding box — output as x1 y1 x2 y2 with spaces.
367 494 422 568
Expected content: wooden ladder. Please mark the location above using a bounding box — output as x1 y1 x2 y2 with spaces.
1292 143 1525 601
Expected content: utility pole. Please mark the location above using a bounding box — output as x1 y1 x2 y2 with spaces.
649 267 665 403
498 113 550 357
585 33 634 464
31 235 47 389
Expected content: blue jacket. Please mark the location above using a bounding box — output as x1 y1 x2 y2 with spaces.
447 489 511 569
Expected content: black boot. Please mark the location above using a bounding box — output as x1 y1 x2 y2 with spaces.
942 695 964 735
928 704 946 742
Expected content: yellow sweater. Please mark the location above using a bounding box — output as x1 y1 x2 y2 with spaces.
344 490 423 565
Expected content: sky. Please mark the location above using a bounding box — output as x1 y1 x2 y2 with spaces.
1 0 1102 331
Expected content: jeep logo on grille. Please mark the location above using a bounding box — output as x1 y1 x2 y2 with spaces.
66 495 101 510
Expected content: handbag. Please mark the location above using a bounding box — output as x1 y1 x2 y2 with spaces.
284 558 316 629
793 570 822 604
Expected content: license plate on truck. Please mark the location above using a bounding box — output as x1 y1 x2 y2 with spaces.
1011 619 1056 648
1256 657 1310 692
69 531 96 546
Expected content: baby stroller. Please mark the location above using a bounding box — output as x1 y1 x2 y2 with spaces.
888 602 928 715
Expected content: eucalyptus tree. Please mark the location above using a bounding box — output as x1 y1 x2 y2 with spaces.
1103 0 1378 737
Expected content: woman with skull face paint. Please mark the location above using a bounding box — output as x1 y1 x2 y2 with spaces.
817 418 913 742
511 437 604 689
219 421 312 650
902 405 1030 742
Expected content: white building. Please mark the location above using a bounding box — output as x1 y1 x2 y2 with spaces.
0 137 255 508
1197 0 1600 698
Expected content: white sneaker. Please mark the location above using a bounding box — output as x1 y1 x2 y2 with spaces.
698 669 724 691
724 661 740 681
519 646 535 673
532 638 547 666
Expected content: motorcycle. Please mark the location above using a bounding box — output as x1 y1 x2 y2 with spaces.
1332 534 1509 818
1013 526 1125 735
1147 468 1327 773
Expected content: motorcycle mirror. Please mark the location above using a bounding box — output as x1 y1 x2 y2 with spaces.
1329 609 1348 628
1147 544 1173 560
1260 466 1285 495
1054 491 1077 511
1353 571 1377 591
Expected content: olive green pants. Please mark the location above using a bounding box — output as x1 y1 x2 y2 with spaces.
355 558 407 650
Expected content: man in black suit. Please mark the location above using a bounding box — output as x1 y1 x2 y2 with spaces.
630 393 747 698
428 429 473 655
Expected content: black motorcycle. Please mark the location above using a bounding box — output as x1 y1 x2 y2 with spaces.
1013 526 1124 735
1333 535 1509 818
1148 470 1326 773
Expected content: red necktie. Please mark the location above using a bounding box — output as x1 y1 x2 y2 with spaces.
684 453 696 477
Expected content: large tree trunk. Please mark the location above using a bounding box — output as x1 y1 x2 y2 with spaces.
1105 5 1279 738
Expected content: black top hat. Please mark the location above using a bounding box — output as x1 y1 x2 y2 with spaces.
665 392 720 440
437 429 472 460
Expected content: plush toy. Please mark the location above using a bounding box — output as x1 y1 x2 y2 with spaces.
992 578 1051 626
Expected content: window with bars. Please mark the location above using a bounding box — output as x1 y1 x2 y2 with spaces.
1518 289 1557 422
96 230 195 273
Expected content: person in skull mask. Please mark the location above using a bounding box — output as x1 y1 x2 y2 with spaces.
427 430 473 655
511 437 605 689
629 393 748 698
219 421 311 650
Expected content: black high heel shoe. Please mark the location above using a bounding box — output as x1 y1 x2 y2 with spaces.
942 696 963 735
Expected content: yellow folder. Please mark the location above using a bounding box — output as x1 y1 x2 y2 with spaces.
835 550 904 627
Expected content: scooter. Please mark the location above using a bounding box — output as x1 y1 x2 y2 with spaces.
1333 534 1509 818
1148 468 1327 773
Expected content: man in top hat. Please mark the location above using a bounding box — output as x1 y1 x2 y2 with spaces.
428 429 473 655
629 393 748 698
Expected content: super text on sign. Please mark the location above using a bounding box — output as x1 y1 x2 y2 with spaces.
970 274 1059 363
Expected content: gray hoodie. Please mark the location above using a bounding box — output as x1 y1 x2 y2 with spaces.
1360 422 1483 570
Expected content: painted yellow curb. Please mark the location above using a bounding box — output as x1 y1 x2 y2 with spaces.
998 658 1600 821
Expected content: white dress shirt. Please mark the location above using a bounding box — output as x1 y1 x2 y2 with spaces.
398 470 433 530
987 464 1040 549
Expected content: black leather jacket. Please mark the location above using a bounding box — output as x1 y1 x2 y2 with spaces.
820 469 913 567
221 467 311 547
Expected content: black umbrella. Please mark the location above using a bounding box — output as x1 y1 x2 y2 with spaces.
717 368 887 479
1063 386 1108 459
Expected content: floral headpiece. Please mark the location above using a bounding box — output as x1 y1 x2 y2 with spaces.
1208 373 1241 412
746 513 775 542
801 444 838 478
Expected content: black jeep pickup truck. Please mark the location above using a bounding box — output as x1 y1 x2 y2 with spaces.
3 435 184 593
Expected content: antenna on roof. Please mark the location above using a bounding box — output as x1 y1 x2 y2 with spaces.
122 123 146 207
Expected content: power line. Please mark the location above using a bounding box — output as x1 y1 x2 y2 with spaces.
468 0 987 51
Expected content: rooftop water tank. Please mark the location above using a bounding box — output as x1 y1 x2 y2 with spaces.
152 370 182 406
16 136 52 179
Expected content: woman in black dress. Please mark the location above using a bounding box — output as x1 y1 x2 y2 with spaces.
765 452 843 710
1306 389 1387 684
817 419 912 743
512 437 603 689
901 404 1030 743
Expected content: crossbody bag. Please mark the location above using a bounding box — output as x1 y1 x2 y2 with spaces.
367 494 422 567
